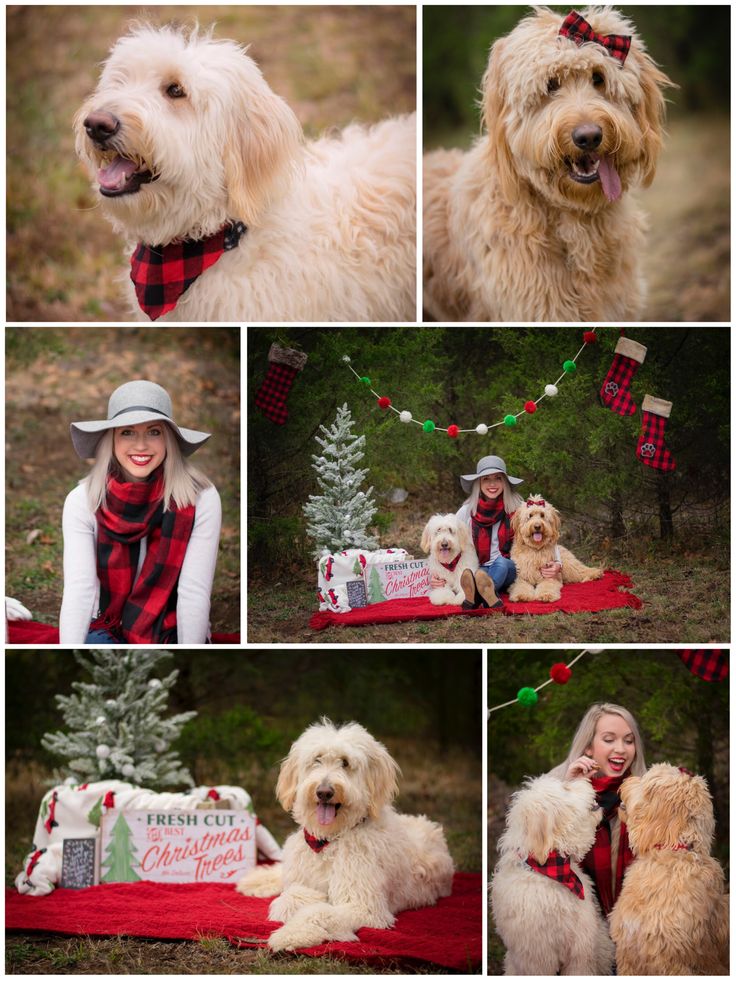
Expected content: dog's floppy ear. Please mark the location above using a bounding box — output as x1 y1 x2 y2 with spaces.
275 751 300 813
522 795 557 863
480 37 519 204
222 53 304 226
510 507 523 534
420 520 433 554
630 48 673 188
366 740 400 818
546 502 561 536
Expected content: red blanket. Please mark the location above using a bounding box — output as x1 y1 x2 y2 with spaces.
6 621 239 645
5 874 480 971
310 569 641 630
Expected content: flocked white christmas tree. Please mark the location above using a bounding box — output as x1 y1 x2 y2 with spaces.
303 403 379 558
41 650 197 788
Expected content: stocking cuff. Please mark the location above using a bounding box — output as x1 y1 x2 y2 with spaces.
614 337 647 364
267 344 308 372
642 395 672 418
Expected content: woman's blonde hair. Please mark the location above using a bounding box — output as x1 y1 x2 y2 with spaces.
465 473 524 515
548 702 647 780
84 424 211 511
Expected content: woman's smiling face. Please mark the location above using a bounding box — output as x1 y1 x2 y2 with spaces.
113 423 167 481
586 713 635 777
480 473 504 499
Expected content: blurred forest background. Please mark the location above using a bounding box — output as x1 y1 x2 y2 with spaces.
6 4 416 322
248 326 729 644
6 648 481 974
488 648 729 973
424 5 730 321
5 327 240 634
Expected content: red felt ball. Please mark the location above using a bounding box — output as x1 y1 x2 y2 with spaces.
583 330 597 344
377 396 392 409
447 424 459 438
524 400 537 414
550 662 572 684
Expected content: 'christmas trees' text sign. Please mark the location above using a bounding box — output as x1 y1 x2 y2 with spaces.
366 559 430 603
100 809 256 884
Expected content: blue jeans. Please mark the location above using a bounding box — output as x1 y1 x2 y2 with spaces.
480 555 516 594
85 627 119 644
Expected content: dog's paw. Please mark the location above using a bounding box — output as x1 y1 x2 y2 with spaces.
507 582 536 603
268 921 358 952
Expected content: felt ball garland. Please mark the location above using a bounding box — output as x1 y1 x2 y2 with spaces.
342 329 595 437
488 649 601 713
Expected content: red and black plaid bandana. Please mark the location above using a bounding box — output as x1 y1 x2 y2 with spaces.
559 11 631 65
303 828 330 853
130 221 246 320
471 496 513 565
582 773 635 916
679 649 728 682
526 851 585 899
93 467 195 644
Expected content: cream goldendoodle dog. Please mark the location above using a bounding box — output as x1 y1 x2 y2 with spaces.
610 763 729 975
492 775 615 975
508 496 602 603
75 24 415 323
420 513 479 606
424 7 672 322
237 719 454 952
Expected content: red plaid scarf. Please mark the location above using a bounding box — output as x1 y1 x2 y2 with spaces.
93 467 195 644
470 496 513 565
582 773 635 916
559 11 631 65
526 850 585 899
130 221 246 320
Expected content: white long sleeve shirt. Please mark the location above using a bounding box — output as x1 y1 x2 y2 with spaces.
59 482 221 644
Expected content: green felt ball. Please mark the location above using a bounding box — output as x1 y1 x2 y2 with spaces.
422 419 436 433
503 414 517 427
359 376 371 385
563 360 577 373
517 687 538 706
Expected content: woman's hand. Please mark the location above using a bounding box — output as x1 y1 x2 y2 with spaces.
541 561 562 579
565 756 600 780
430 574 446 589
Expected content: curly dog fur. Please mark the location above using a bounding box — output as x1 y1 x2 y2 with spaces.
236 719 454 951
491 775 615 975
421 513 479 606
424 6 672 322
610 763 729 976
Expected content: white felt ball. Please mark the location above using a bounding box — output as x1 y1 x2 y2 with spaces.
96 744 111 760
148 679 162 689
545 384 559 397
476 423 489 435
122 763 135 777
399 410 412 423
342 355 351 363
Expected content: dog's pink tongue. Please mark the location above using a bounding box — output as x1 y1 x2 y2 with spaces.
97 156 137 191
317 803 337 827
598 155 622 202
533 532 543 542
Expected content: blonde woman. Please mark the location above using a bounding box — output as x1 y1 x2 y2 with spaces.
549 702 647 918
59 380 221 644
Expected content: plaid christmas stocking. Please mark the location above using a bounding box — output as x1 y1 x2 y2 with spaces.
600 337 647 416
636 395 676 471
254 344 308 425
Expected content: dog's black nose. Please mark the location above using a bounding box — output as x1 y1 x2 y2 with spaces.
572 123 603 150
84 111 120 144
316 784 334 802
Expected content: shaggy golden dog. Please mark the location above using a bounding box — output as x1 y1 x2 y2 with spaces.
423 7 672 322
508 496 602 603
420 513 479 606
610 764 729 975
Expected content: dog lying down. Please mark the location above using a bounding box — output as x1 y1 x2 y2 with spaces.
237 719 454 951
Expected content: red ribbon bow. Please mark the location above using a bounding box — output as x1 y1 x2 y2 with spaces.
526 499 546 508
559 11 632 65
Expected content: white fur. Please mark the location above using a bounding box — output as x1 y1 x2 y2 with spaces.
491 775 615 975
420 513 479 605
237 719 454 952
75 25 416 322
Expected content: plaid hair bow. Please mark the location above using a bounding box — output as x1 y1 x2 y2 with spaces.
526 498 546 508
559 11 632 65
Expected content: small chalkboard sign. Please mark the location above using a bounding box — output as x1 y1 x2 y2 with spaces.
61 837 97 889
346 580 368 608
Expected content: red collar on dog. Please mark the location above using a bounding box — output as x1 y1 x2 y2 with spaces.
130 221 246 320
654 842 693 851
439 554 461 572
303 828 330 852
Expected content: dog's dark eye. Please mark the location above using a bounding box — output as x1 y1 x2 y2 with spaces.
313 756 322 765
165 82 186 99
547 77 560 94
592 72 604 88
341 757 349 768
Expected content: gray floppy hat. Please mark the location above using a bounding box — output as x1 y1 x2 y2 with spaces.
70 380 211 460
459 455 524 494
